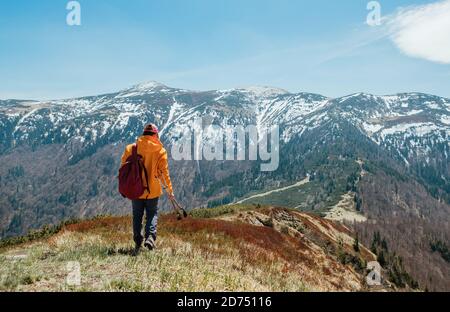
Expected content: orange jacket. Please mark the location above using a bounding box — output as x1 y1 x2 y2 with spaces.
120 135 173 199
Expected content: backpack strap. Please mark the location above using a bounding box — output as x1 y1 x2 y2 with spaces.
134 142 151 199
131 143 138 156
142 164 151 194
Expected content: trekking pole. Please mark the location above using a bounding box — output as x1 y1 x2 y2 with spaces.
171 197 188 219
157 172 188 220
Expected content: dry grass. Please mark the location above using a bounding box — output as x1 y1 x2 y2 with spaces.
0 206 373 292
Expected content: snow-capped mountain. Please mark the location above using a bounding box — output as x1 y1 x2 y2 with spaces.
1 83 449 202
330 93 450 163
1 83 448 167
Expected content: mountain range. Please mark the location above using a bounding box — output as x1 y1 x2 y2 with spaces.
0 81 449 290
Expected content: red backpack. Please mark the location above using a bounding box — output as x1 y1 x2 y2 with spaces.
118 144 150 200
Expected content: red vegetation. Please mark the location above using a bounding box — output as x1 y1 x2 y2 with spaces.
160 214 313 267
63 216 130 233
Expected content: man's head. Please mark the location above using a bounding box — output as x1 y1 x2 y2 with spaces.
143 123 159 136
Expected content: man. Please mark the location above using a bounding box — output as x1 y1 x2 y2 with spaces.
120 123 174 256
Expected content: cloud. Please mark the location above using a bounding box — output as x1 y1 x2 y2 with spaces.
386 0 450 64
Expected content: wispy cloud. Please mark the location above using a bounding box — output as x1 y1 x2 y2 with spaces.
385 0 450 64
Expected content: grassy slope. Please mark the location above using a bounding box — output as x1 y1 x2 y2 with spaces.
0 205 377 292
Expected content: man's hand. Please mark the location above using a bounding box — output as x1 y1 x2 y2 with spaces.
168 192 175 200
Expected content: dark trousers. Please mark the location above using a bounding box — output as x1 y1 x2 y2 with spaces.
132 197 159 246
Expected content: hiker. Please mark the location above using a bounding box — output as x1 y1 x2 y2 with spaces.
119 123 174 256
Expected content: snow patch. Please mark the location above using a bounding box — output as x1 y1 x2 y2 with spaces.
236 86 289 98
362 122 383 133
380 122 440 138
441 115 450 125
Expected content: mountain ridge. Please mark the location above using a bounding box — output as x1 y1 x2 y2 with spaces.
3 81 450 102
0 205 401 292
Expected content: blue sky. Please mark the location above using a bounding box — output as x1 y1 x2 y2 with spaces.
0 0 449 99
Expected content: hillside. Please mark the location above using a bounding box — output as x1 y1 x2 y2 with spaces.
0 205 396 292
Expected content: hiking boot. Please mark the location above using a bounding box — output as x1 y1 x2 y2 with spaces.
131 245 141 257
144 237 156 250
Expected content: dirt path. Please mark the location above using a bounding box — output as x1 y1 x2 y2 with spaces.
235 177 310 204
324 192 367 223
